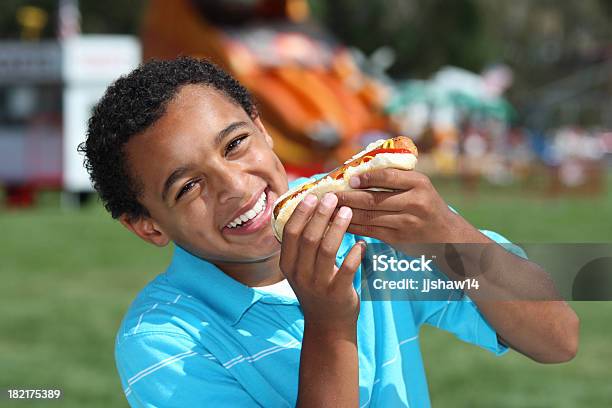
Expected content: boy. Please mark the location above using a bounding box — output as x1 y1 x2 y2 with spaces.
80 57 578 407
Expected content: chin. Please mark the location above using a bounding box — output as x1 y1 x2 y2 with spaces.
250 234 281 260
201 240 281 265
224 249 280 264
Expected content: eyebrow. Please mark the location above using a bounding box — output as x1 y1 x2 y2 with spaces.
161 166 193 201
161 121 250 201
215 121 249 147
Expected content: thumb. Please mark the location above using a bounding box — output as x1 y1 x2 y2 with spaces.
334 241 367 288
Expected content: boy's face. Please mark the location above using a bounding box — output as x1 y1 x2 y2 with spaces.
122 84 288 262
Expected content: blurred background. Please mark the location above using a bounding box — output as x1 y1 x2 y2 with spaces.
1 0 611 407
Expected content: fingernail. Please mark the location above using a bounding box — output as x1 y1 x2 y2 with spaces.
349 176 360 188
359 241 367 256
303 194 317 206
321 193 337 207
338 206 352 219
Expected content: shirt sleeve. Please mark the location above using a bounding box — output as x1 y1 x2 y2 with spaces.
116 332 259 407
418 296 509 356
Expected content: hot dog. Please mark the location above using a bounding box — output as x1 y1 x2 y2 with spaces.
271 136 418 241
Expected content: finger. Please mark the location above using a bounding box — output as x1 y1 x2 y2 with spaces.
335 190 406 211
349 168 425 191
297 193 338 275
333 240 367 288
348 208 402 229
314 206 353 283
346 223 395 242
280 194 318 276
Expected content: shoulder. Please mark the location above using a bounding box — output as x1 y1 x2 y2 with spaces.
113 274 222 396
115 274 214 350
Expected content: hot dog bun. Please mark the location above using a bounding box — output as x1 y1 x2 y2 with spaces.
272 136 418 241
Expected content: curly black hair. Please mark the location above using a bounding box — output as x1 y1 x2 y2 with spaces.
79 57 257 220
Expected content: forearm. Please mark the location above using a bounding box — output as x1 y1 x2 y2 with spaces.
483 300 579 363
465 246 579 362
296 321 359 408
430 216 579 362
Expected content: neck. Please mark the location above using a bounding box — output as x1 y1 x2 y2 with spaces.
213 252 285 287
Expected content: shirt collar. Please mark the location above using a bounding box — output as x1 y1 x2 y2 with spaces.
165 245 263 326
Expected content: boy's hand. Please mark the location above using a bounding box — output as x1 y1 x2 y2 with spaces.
279 192 365 329
335 169 478 244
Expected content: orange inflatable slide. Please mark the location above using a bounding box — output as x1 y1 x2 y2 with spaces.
142 0 396 177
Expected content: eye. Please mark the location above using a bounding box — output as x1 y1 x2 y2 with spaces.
225 134 248 156
176 178 201 201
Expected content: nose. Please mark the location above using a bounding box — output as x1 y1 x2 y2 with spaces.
211 164 250 205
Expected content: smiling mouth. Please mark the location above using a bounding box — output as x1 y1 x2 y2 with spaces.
225 190 267 229
222 187 273 235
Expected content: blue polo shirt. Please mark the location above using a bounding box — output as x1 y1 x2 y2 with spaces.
115 177 524 407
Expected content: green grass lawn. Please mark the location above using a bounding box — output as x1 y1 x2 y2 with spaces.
1 177 611 407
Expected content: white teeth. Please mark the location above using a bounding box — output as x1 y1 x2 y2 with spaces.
226 191 267 228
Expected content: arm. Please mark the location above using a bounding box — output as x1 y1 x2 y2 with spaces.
335 169 579 364
299 321 359 408
279 192 364 407
426 216 580 363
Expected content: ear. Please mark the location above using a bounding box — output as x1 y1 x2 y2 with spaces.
119 214 170 247
253 116 274 149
